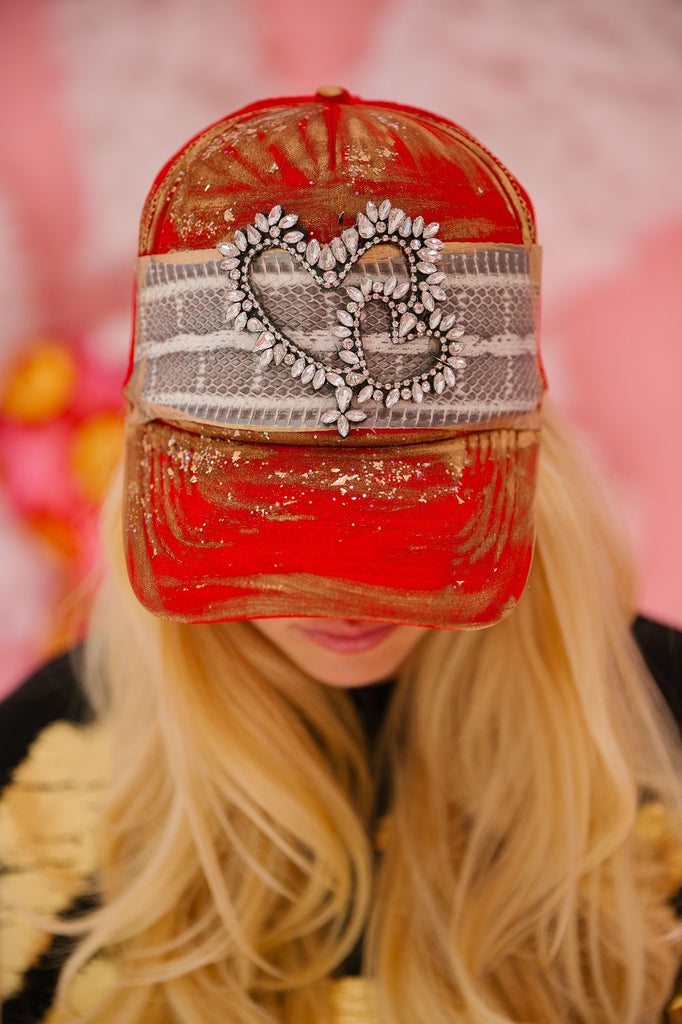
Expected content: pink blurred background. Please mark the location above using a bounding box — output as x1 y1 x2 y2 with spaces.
0 0 680 697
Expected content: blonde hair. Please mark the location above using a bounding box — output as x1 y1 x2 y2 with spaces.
59 405 682 1023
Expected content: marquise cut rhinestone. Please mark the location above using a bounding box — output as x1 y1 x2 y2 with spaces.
215 200 462 434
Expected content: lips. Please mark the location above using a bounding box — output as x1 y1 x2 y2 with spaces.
296 620 397 654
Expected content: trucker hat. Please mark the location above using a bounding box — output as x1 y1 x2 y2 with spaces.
124 87 544 628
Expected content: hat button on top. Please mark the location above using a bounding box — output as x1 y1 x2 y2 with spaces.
316 85 350 102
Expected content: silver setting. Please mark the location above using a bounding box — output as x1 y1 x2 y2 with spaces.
217 199 466 436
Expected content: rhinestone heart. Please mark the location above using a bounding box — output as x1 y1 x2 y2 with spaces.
217 200 464 435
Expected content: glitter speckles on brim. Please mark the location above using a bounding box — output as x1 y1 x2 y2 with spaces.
124 422 539 629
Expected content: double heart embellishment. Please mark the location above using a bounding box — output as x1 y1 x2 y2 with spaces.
217 199 466 436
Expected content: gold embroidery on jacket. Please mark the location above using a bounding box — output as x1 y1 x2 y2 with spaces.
0 719 110 1001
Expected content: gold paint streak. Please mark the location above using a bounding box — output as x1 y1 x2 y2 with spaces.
126 421 539 628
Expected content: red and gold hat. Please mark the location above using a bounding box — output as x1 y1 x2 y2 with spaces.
124 88 545 629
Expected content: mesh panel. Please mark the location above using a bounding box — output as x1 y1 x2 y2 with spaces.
132 246 543 429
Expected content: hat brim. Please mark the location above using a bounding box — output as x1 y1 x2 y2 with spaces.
125 421 539 629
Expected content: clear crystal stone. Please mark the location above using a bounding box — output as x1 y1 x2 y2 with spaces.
318 245 336 270
346 371 367 385
247 318 263 332
225 290 246 302
296 241 306 252
343 338 355 350
422 380 431 393
259 349 274 366
412 382 424 402
234 229 247 251
360 277 373 296
346 285 364 302
388 208 405 233
443 366 456 386
284 353 296 365
412 216 424 237
378 199 391 220
346 410 367 422
331 237 347 262
301 363 316 384
429 311 442 329
291 357 306 378
454 358 467 369
313 368 326 389
430 287 447 301
273 344 286 365
423 293 435 312
234 312 248 331
246 225 261 245
399 313 417 337
256 333 275 349
332 325 352 338
373 390 384 402
372 281 383 293
393 281 409 300
335 386 353 412
423 222 440 238
383 275 398 296
448 341 462 354
426 272 445 285
357 385 374 403
268 205 283 224
385 388 400 409
270 226 281 237
433 372 446 394
284 230 305 244
327 371 344 387
322 410 341 424
280 213 299 229
337 309 354 327
221 258 240 270
446 327 465 340
225 303 242 321
307 238 321 265
357 213 375 239
417 262 437 274
427 237 444 250
440 314 457 331
342 227 359 254
366 201 379 222
255 212 269 232
339 349 359 364
401 388 411 400
336 415 350 438
399 217 413 237
217 242 240 257
323 271 338 286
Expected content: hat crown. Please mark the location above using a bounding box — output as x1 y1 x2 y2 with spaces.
138 93 536 256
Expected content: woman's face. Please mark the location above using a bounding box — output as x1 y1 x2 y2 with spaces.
251 618 430 687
